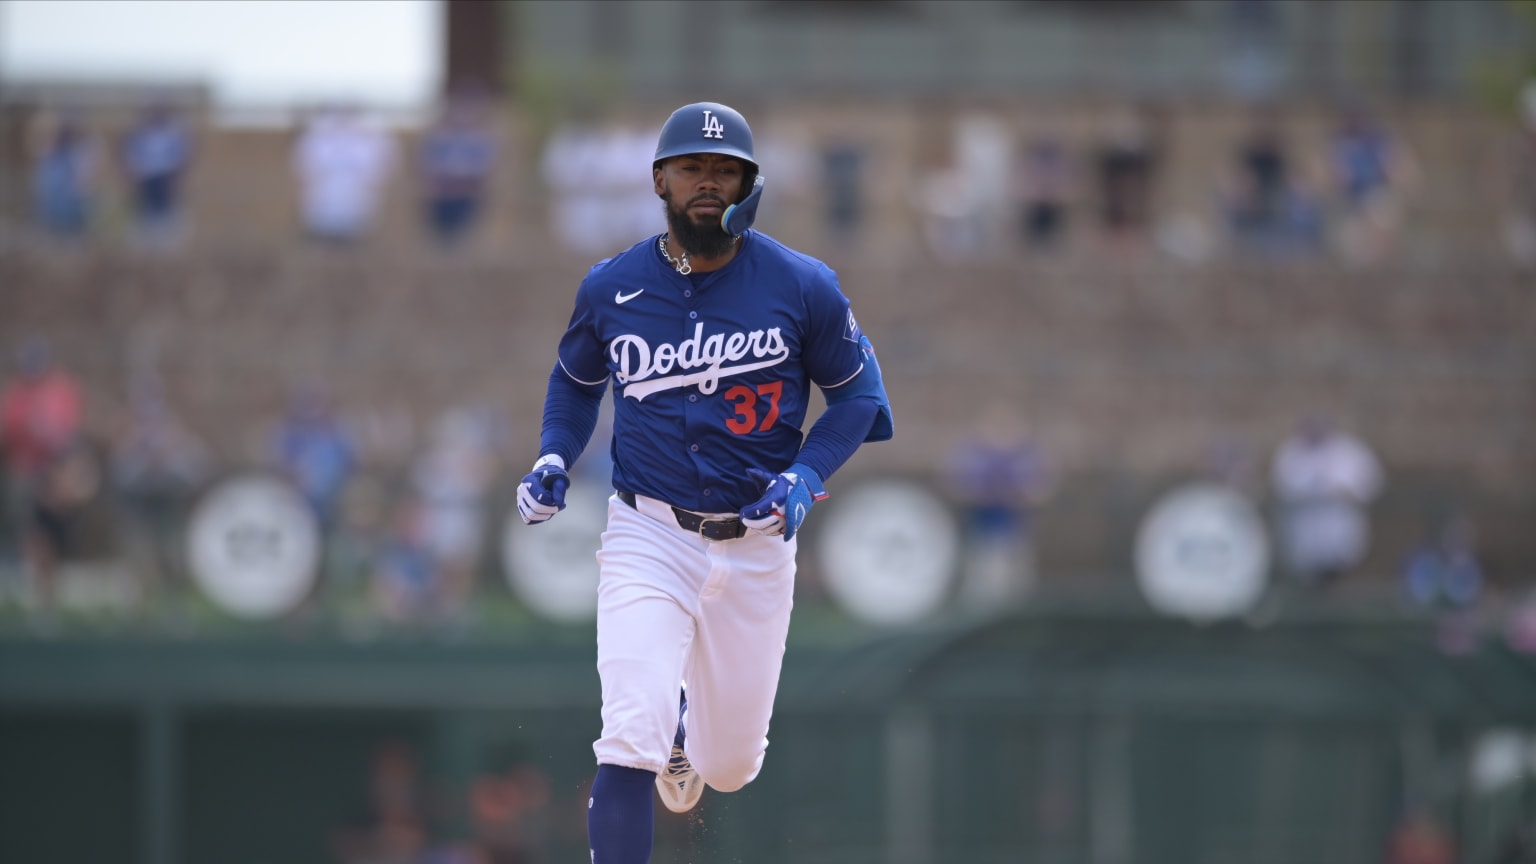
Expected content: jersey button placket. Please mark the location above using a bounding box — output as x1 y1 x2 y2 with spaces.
680 295 708 499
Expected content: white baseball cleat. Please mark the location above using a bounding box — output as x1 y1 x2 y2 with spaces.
656 689 704 813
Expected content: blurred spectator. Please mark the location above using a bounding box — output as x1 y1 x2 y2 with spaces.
0 337 87 609
28 109 98 240
108 372 211 611
942 401 1056 613
369 497 443 627
314 398 417 623
271 384 357 537
1094 107 1159 253
420 84 499 249
1015 134 1074 252
119 100 195 250
541 115 660 257
1325 104 1420 264
331 738 430 864
911 117 1014 261
1221 109 1324 259
911 129 976 261
399 406 504 623
539 117 604 255
468 750 553 864
1270 413 1384 588
1401 511 1483 612
1385 807 1456 864
913 157 984 262
293 104 398 245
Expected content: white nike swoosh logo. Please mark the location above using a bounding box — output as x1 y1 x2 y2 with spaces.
615 289 644 304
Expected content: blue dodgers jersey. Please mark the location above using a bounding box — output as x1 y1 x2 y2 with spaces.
556 231 868 512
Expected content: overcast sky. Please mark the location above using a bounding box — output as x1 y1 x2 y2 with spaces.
0 0 442 116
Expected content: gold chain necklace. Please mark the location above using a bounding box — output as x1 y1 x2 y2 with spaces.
659 235 692 275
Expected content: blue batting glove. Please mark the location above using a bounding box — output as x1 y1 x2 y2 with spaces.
739 464 828 541
517 454 570 525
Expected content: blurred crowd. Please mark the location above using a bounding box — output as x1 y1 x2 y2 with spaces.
924 91 1439 267
4 81 1535 640
12 80 1536 269
0 318 1503 643
0 328 519 636
17 82 504 256
329 737 557 864
27 102 192 251
941 397 1493 626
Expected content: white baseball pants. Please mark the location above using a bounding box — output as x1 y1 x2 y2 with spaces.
591 492 797 793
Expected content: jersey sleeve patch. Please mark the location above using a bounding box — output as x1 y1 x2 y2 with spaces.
843 309 862 344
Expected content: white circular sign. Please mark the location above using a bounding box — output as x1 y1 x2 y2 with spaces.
501 484 605 623
185 473 321 619
816 478 959 626
1134 483 1270 621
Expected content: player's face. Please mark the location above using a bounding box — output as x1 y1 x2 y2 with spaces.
656 153 746 257
655 155 745 223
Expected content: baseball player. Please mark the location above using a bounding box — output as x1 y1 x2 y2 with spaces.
516 101 892 863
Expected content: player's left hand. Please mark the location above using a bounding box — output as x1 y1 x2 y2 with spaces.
517 455 570 525
739 464 828 541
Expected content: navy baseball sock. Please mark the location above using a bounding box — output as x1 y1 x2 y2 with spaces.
588 763 656 863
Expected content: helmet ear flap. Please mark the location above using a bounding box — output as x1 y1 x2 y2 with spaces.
722 174 765 238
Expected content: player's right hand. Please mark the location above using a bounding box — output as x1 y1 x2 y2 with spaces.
517 455 570 525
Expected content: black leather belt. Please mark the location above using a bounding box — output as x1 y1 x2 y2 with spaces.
617 490 748 541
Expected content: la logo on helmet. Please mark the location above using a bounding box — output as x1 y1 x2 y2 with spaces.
701 110 725 139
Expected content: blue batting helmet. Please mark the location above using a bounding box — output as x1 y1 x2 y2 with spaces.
653 102 757 170
654 101 764 236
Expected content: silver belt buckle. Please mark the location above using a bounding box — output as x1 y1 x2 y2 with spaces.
696 517 728 541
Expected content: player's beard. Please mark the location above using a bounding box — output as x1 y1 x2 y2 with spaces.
662 190 737 260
